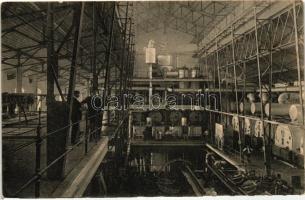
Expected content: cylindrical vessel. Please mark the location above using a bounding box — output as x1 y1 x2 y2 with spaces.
289 104 305 123
169 111 182 125
231 115 239 132
274 125 304 154
148 111 162 125
165 71 178 78
251 102 263 115
278 93 299 104
264 103 292 117
189 111 202 125
254 120 264 138
239 102 251 114
244 118 254 135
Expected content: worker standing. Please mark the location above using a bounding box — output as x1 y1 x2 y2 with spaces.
82 93 102 141
71 90 82 145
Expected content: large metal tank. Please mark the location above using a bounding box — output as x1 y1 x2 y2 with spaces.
264 103 292 117
244 118 254 136
274 125 304 155
239 102 251 114
251 102 264 115
178 67 189 89
254 120 265 138
231 115 240 132
289 104 305 123
244 118 254 147
169 111 182 125
189 111 202 125
132 112 144 125
278 93 299 104
148 111 163 125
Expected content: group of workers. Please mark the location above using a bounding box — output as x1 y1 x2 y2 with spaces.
70 90 103 145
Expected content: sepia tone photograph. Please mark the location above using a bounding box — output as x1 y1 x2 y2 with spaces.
1 0 304 198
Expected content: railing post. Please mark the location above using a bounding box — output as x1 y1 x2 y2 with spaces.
35 108 42 197
85 112 88 154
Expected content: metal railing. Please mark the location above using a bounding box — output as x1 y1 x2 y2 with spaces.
3 108 128 197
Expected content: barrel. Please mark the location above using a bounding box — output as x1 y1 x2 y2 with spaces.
264 103 292 117
239 102 251 114
289 104 305 123
251 103 263 115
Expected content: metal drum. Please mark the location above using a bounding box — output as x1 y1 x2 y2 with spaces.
244 118 254 136
231 115 239 132
254 119 264 138
274 125 304 153
244 118 254 146
133 112 143 125
189 111 202 125
273 125 304 167
251 103 263 115
169 111 182 125
239 102 251 114
278 93 299 104
148 111 163 125
289 104 305 123
264 103 292 117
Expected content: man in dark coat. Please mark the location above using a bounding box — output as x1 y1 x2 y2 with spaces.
81 93 102 141
71 91 82 145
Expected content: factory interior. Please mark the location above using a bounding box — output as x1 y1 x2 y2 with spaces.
1 0 305 197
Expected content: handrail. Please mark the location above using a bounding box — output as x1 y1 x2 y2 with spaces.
3 109 121 197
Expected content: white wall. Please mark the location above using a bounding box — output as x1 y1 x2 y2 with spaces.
134 28 198 77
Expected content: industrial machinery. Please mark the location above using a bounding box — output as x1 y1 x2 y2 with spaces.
253 120 264 150
244 118 254 147
205 145 294 195
289 104 305 123
231 115 240 151
169 111 182 125
273 125 304 167
148 111 163 125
